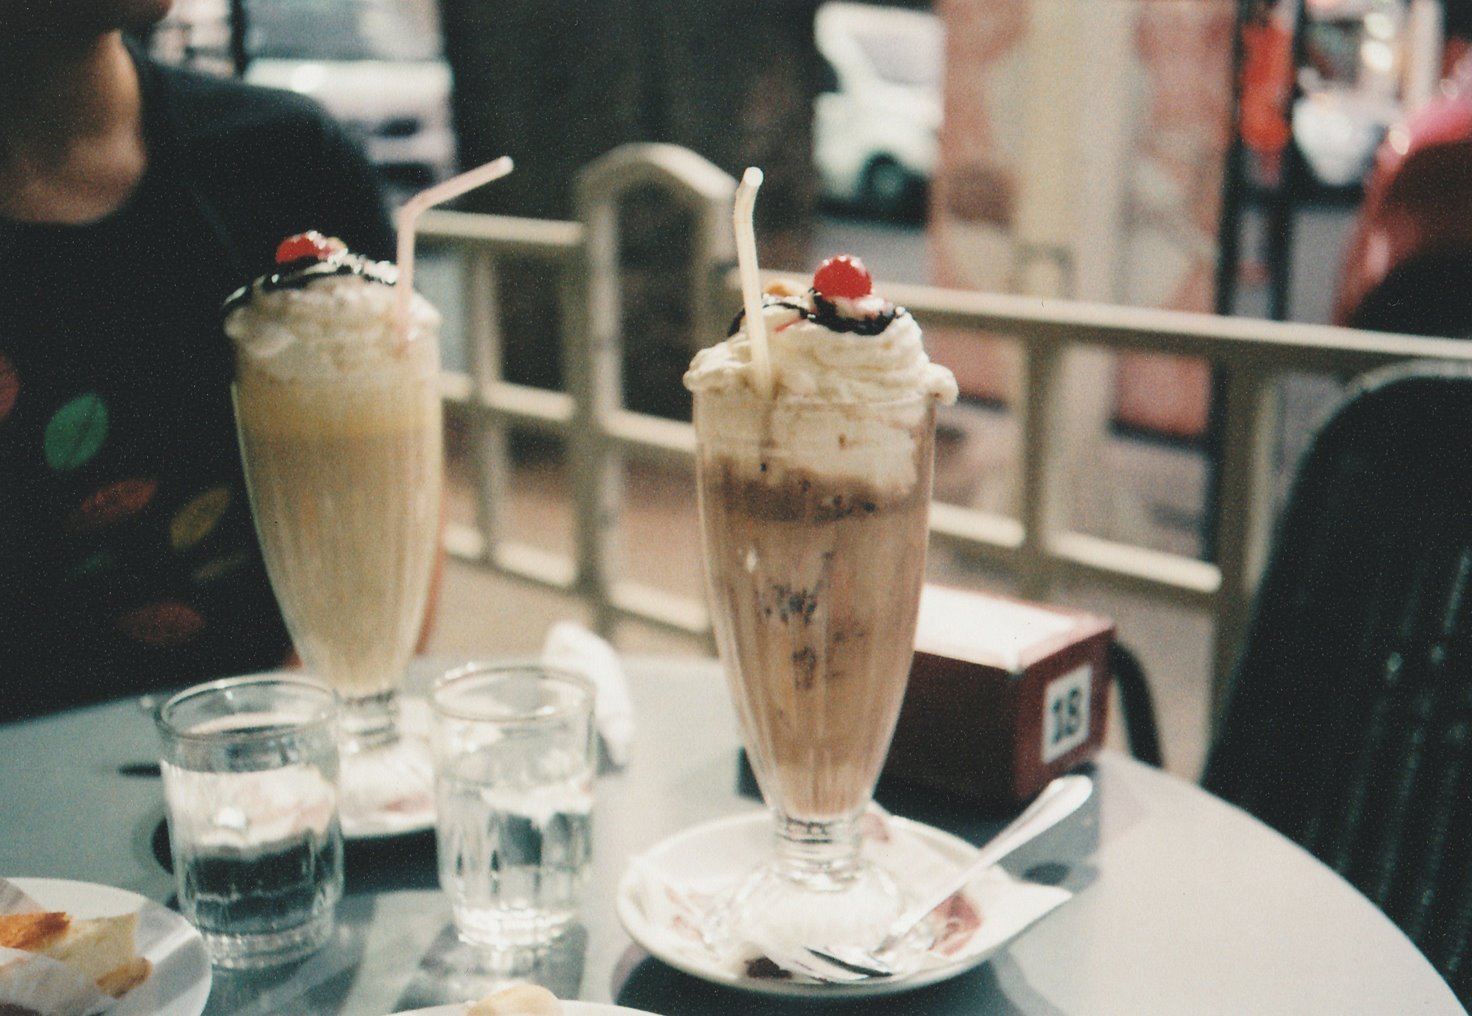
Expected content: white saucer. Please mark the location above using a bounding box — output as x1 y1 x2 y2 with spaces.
615 810 1072 998
212 675 435 840
339 697 436 840
8 877 212 1016
393 1003 658 1015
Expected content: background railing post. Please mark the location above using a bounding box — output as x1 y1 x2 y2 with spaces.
569 186 624 638
1018 340 1065 601
464 249 506 566
572 145 736 640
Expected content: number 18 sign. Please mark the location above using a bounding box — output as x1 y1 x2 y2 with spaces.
1043 664 1093 764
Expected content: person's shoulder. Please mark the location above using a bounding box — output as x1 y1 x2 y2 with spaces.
151 58 340 147
140 54 394 268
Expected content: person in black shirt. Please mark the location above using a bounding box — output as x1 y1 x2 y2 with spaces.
0 1 398 719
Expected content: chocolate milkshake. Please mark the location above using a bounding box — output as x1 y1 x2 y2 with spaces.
685 256 957 826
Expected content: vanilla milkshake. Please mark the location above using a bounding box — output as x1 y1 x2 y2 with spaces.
685 256 957 826
224 232 442 747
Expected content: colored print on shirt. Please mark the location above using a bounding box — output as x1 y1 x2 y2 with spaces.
192 551 250 585
170 485 231 551
0 354 16 424
114 601 206 647
44 393 109 471
64 478 159 533
65 550 115 582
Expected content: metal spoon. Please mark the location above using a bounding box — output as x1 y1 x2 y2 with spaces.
804 773 1094 979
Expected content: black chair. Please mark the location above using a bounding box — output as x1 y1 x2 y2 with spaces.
1203 361 1472 1003
1109 642 1163 768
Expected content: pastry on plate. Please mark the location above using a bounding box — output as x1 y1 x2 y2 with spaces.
0 909 151 1004
466 984 561 1015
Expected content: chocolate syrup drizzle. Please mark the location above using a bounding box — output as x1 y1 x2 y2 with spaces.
221 253 396 318
727 291 902 339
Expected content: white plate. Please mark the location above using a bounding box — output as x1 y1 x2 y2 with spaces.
393 1003 658 1015
615 811 1072 999
11 877 212 1016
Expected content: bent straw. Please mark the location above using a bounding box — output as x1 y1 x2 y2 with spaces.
733 167 773 399
395 155 515 340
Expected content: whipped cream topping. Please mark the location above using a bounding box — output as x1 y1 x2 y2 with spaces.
693 389 934 491
223 255 441 383
683 290 957 405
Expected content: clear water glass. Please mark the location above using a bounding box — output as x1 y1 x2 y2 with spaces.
156 674 343 968
431 663 596 948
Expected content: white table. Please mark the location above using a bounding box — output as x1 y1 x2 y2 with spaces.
0 656 1462 1014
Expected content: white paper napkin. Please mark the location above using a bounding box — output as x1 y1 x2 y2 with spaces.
541 621 636 767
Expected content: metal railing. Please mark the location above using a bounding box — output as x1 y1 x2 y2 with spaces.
423 143 1472 718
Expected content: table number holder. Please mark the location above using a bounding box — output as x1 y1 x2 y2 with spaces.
884 584 1115 809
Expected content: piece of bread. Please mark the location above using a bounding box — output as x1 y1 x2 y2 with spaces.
0 913 69 954
0 910 151 1002
94 956 151 999
38 913 150 998
466 984 562 1016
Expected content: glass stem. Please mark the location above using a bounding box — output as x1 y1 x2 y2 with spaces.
337 688 401 753
771 811 865 891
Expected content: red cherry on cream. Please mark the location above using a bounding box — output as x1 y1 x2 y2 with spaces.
812 255 873 300
274 231 343 265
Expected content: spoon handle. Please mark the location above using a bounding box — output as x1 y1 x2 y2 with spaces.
887 773 1094 939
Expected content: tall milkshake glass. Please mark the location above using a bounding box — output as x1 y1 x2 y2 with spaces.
684 170 956 955
692 386 939 952
226 235 443 835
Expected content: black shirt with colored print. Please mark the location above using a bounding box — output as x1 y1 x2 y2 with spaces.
0 41 395 721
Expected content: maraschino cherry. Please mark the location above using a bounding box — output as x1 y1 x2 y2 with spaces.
812 255 872 301
274 231 345 265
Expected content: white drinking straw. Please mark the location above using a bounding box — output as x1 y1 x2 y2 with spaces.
395 155 515 341
733 167 774 399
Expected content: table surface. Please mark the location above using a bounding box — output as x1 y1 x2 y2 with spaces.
1 656 1464 1015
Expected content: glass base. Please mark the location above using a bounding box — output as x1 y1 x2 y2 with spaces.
702 854 907 959
337 710 435 838
203 908 335 969
338 688 403 753
397 924 587 1010
452 905 577 950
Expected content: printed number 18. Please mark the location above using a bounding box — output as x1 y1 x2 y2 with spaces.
1042 665 1091 764
1050 687 1083 746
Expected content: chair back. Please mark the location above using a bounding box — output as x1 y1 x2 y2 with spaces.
1203 361 1472 1000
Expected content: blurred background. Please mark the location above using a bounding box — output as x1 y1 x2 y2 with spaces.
138 0 1472 778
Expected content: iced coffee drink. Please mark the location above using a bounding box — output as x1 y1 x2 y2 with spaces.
224 232 442 834
686 253 956 951
693 393 937 821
